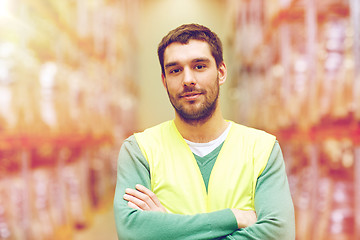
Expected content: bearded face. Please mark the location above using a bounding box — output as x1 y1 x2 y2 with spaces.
162 40 226 125
165 75 220 124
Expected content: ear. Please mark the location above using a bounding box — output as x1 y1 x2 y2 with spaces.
217 62 227 86
161 73 167 88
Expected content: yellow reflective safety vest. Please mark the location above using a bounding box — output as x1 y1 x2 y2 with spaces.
134 120 276 215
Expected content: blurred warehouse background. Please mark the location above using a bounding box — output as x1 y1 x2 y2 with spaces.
0 0 359 239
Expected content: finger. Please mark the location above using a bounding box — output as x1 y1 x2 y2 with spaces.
123 193 150 210
126 185 158 209
125 187 151 203
127 201 143 211
135 185 167 212
135 184 163 208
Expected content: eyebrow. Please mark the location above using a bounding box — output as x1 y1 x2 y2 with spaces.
193 58 210 64
164 58 211 69
165 62 178 69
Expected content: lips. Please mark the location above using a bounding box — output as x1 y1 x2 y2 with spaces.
180 91 202 100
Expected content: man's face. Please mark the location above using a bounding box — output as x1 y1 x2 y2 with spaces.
161 40 226 123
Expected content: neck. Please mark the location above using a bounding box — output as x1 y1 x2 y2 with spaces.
174 107 229 143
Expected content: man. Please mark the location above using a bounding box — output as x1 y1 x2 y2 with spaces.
114 24 295 240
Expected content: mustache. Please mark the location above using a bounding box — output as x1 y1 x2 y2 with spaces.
179 86 204 95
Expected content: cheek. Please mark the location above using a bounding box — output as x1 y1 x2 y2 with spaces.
203 73 219 88
199 70 217 84
165 82 180 95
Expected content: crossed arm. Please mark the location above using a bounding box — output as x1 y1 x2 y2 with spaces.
124 184 257 229
114 136 295 240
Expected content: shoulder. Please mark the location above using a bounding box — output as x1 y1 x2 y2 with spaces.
135 121 172 137
134 121 174 146
264 141 284 170
229 122 277 168
120 135 142 157
230 121 276 143
131 121 175 157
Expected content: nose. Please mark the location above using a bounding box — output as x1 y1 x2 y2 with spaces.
182 67 196 86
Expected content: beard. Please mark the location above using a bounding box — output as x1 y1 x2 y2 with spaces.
166 77 220 125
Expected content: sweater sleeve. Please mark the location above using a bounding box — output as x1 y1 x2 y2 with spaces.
113 135 238 240
223 141 296 240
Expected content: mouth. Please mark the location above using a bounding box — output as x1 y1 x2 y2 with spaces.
180 92 202 101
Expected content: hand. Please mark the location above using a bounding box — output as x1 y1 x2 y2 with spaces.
231 209 257 229
123 184 167 212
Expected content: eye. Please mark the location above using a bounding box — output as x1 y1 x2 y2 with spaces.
195 64 206 70
169 68 181 74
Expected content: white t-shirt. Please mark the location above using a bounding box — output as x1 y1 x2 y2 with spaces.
184 122 232 157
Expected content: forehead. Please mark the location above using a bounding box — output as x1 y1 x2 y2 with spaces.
163 40 214 64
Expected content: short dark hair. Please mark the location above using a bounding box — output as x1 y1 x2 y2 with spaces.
157 23 223 76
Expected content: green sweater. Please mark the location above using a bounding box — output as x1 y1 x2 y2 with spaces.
113 135 295 240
